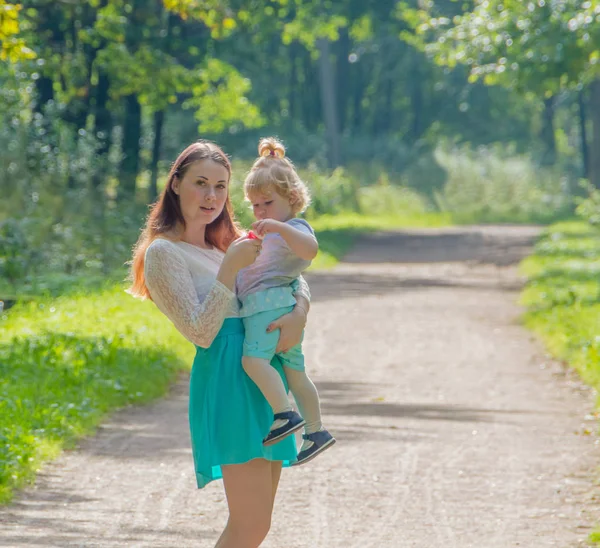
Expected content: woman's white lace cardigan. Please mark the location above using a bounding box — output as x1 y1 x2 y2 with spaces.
144 238 310 349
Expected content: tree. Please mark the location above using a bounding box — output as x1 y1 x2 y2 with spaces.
0 1 34 61
402 0 600 179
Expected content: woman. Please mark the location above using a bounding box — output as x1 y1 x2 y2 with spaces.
128 140 311 547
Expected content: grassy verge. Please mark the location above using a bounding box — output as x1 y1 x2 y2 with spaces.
0 286 194 504
520 221 600 393
0 211 450 504
520 221 600 546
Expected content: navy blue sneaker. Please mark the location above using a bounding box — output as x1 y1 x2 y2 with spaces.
292 429 336 466
263 411 306 446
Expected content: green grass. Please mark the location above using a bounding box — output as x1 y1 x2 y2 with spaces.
0 286 194 504
520 221 600 545
520 221 600 398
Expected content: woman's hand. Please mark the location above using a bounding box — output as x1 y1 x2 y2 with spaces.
267 305 307 353
227 236 262 270
217 236 261 290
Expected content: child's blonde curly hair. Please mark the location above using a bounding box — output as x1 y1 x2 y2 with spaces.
244 137 311 215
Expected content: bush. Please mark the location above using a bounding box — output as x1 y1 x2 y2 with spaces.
575 180 600 226
0 219 31 289
434 144 574 224
358 173 432 216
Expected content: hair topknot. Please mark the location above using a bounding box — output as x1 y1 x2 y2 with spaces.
258 137 286 159
245 136 310 215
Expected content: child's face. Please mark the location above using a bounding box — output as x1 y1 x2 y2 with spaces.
249 188 295 222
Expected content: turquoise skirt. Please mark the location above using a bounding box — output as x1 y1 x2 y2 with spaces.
189 318 297 488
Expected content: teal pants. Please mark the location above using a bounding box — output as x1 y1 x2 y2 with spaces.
242 305 305 371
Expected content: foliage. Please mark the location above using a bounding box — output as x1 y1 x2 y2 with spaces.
302 166 359 217
402 0 600 94
1 140 581 303
181 58 264 132
1 0 582 211
357 172 433 215
590 529 600 545
575 179 600 225
0 2 34 61
0 219 30 288
163 0 237 38
434 144 574 223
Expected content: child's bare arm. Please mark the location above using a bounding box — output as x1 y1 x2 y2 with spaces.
252 219 318 261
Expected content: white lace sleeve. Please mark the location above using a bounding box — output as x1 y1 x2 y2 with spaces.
294 275 311 302
144 241 235 348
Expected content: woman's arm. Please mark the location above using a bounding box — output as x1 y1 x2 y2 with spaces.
145 240 234 348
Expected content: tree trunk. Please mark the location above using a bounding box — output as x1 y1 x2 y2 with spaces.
540 96 556 166
92 70 112 190
149 109 165 202
590 79 600 189
288 43 298 121
89 69 112 272
335 29 350 135
118 94 142 199
317 38 341 168
34 76 54 115
383 75 393 134
411 53 424 143
303 50 318 131
352 60 363 132
578 89 590 180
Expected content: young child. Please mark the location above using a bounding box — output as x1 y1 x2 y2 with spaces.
236 137 335 466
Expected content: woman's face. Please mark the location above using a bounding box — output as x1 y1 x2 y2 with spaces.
172 159 230 226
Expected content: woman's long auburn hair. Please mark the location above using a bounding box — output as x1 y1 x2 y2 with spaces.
128 140 242 300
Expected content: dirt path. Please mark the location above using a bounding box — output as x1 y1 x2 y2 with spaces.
2 225 600 547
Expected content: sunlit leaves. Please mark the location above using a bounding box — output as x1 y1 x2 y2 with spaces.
80 1 129 46
401 0 600 94
95 41 262 130
239 0 348 49
97 44 186 108
162 0 236 38
0 2 34 61
282 13 347 47
182 58 264 133
349 14 373 43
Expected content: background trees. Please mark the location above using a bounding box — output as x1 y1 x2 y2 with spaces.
4 0 597 196
402 0 600 184
1 0 598 289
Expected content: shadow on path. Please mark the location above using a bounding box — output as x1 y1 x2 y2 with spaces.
340 225 541 266
304 225 541 303
316 380 538 425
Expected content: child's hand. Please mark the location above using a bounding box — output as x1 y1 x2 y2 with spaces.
252 219 283 237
